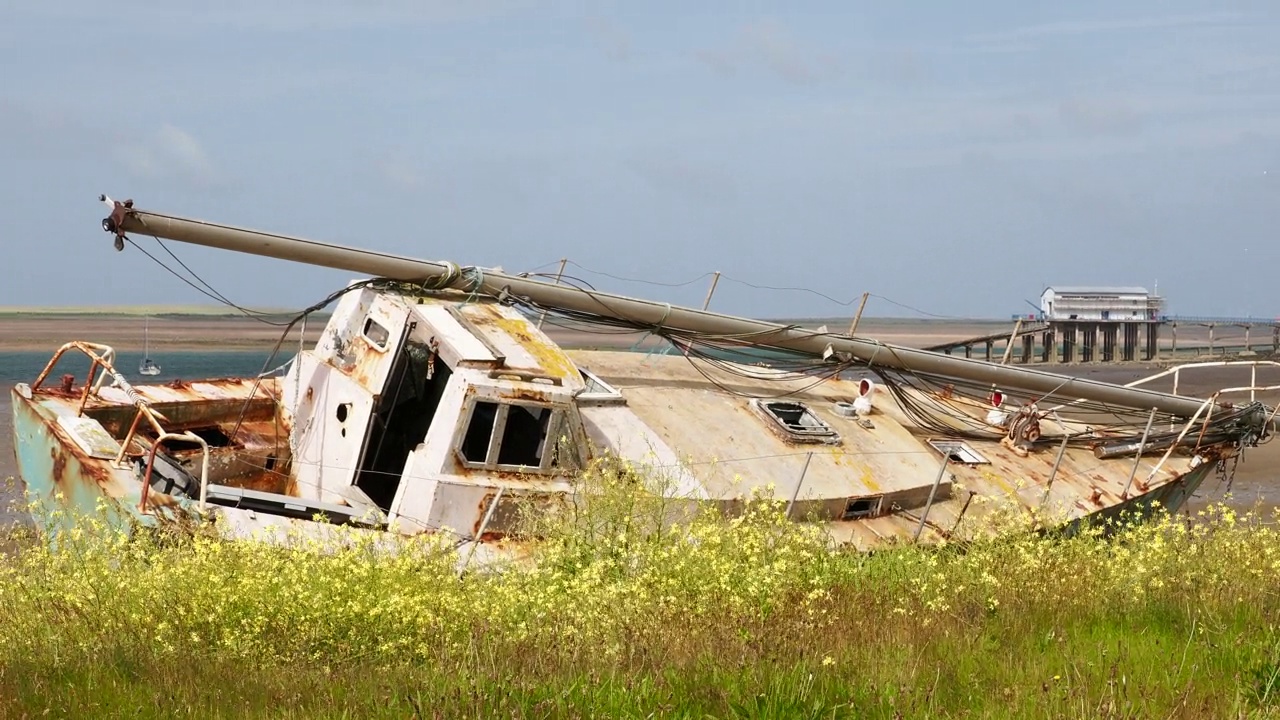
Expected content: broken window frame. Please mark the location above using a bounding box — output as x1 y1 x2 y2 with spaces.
927 439 990 465
842 495 883 520
576 368 626 404
751 399 840 443
456 397 566 474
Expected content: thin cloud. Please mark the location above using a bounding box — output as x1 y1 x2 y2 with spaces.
1057 95 1145 136
373 154 426 192
966 12 1246 47
585 15 631 62
24 0 529 31
115 124 217 185
696 19 839 84
628 151 737 205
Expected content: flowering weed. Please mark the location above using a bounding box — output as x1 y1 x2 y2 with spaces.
1 467 1278 718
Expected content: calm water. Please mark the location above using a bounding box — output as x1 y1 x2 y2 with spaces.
0 349 293 526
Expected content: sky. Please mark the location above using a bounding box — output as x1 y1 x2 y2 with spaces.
2 1 1278 320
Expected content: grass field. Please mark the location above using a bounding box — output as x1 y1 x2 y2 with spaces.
1 466 1278 719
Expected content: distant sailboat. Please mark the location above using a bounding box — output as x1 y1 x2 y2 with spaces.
139 316 161 376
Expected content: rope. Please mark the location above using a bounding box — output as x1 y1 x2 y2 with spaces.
460 266 485 305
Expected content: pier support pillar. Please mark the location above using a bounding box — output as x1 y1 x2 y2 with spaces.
1122 323 1137 362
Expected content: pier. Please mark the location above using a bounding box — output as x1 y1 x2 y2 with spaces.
925 317 1280 365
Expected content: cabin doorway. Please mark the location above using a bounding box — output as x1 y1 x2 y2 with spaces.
354 339 452 511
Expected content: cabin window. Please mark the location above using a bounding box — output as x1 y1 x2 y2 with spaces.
497 404 552 466
363 315 390 350
843 496 882 520
461 401 500 463
928 439 989 465
458 399 561 472
752 399 840 443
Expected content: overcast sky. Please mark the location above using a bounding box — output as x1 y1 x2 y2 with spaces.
3 1 1278 320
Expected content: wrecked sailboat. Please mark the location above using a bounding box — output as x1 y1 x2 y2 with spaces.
8 195 1275 558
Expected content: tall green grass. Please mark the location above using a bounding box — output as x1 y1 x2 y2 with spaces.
2 465 1279 718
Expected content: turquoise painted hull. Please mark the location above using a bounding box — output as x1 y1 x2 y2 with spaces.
10 386 154 539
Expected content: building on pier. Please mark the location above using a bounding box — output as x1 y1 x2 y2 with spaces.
1039 286 1163 322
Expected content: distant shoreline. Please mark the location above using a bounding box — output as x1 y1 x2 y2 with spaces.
0 309 1004 324
0 313 1015 353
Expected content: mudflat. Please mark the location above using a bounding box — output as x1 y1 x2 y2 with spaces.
0 314 1023 353
0 315 320 352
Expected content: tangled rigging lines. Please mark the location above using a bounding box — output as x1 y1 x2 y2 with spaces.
497 277 1269 450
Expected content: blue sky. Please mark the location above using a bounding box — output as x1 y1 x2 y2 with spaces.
2 1 1278 319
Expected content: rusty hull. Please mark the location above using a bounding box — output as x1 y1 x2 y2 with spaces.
11 373 295 536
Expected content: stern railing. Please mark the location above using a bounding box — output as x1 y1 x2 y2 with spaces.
31 341 210 515
1124 360 1280 403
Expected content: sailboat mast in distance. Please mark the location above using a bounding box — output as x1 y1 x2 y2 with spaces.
139 315 162 376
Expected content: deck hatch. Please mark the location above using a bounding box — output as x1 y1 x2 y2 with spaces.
751 399 840 444
927 439 989 465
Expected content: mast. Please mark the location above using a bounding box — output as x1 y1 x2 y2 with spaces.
97 195 1258 422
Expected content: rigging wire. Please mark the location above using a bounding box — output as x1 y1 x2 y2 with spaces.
121 232 1267 453
559 258 971 320
503 288 1267 447
125 236 303 327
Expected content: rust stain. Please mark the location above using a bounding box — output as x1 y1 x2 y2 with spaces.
50 446 66 484
218 470 294 496
473 491 498 535
46 421 114 490
143 491 183 512
498 387 552 404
